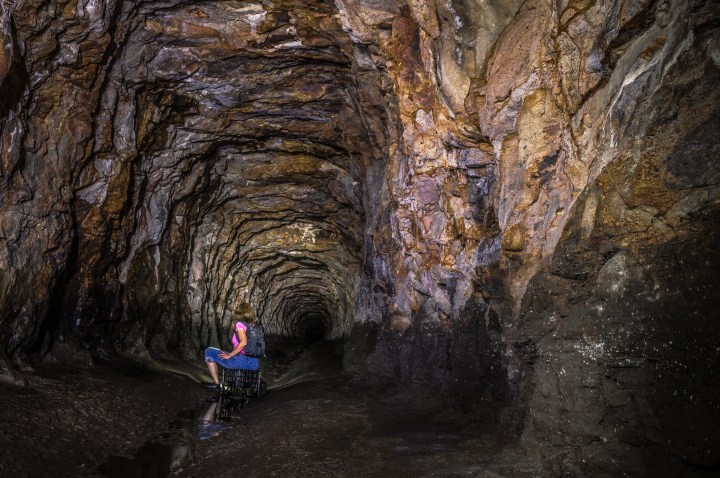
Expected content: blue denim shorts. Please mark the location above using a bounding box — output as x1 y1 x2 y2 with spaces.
204 347 259 370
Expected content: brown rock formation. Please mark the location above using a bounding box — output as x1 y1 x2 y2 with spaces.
1 0 718 474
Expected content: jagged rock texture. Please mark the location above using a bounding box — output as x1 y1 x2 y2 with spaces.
1 0 719 475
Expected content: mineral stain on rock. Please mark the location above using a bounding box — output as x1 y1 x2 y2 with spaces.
1 0 719 476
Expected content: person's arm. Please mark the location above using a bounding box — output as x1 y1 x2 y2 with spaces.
219 324 247 359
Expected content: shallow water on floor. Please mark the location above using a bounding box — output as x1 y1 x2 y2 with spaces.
98 402 225 477
99 340 493 478
98 340 340 477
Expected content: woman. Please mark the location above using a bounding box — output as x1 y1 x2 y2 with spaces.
203 304 259 390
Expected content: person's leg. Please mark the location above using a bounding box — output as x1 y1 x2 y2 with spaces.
201 402 218 421
204 348 222 384
214 353 258 372
207 361 219 384
232 354 259 371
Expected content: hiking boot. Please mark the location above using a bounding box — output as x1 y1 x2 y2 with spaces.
201 382 220 391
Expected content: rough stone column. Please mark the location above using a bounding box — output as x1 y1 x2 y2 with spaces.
335 2 513 403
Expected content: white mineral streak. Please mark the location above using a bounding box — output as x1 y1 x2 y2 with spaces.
332 0 377 44
80 0 104 30
244 9 267 35
57 43 80 66
288 222 318 245
597 253 630 299
274 40 304 49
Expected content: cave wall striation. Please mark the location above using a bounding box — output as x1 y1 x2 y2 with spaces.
1 0 718 475
0 0 393 362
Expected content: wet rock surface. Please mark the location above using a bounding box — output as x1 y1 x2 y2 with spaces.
183 379 504 478
0 345 505 478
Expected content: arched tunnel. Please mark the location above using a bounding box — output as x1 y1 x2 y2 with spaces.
1 0 720 476
93 0 380 353
2 0 388 359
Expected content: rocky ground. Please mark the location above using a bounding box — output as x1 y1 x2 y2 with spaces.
3 338 717 478
0 343 519 478
182 340 517 478
0 359 208 478
182 379 511 478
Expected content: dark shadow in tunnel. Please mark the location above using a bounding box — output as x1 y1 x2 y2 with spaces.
0 21 30 119
295 313 329 344
263 339 344 390
99 405 210 478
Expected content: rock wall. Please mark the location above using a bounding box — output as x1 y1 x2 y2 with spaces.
1 0 719 474
336 0 720 474
0 0 394 364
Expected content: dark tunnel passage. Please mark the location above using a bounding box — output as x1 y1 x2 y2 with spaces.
296 313 329 344
280 294 331 343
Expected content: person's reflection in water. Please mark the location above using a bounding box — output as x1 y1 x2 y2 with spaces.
197 401 223 440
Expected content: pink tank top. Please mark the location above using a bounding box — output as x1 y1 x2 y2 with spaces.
231 321 248 355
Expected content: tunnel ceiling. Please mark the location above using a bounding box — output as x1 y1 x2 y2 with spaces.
116 1 373 340
0 0 395 351
108 0 392 341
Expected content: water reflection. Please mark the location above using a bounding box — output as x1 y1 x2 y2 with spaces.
198 401 223 440
99 400 224 477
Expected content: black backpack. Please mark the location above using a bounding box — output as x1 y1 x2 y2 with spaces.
237 323 265 358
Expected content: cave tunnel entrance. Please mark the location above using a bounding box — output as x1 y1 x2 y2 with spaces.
255 285 348 386
296 313 328 344
271 292 334 344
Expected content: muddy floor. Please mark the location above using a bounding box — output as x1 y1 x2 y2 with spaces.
0 359 208 477
0 343 521 478
181 379 506 478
